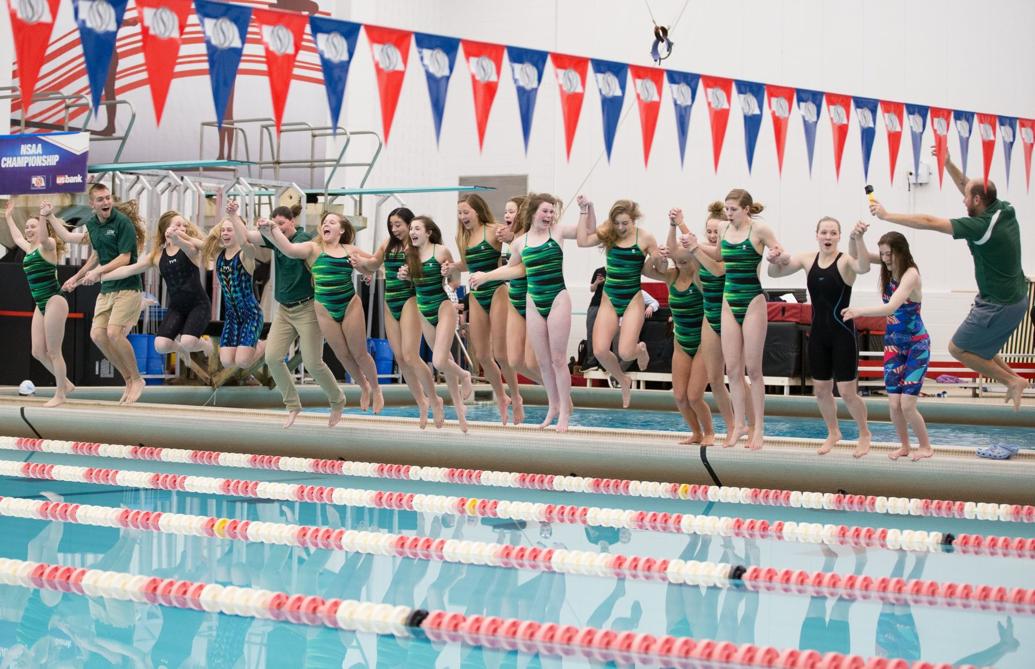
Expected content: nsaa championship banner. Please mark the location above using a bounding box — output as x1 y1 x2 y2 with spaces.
0 132 89 194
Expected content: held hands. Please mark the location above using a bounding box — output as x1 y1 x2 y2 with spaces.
680 232 698 251
655 243 671 259
469 271 486 290
495 225 515 243
765 246 788 265
868 199 887 219
668 207 684 228
256 217 272 232
39 200 52 218
840 307 859 321
440 260 455 276
851 220 869 240
81 268 103 286
61 276 78 293
226 199 240 217
397 264 410 281
576 195 592 213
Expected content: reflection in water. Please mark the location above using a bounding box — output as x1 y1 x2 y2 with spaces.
800 545 867 655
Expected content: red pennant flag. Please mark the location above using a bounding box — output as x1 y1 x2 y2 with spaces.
460 39 505 151
879 100 904 185
365 25 412 143
765 85 794 175
929 107 952 188
628 65 664 167
7 0 62 116
550 53 588 159
825 93 851 180
253 7 308 135
700 75 733 171
1019 118 1035 193
136 0 191 125
976 113 997 187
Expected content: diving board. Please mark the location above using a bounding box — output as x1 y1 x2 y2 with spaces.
89 160 252 173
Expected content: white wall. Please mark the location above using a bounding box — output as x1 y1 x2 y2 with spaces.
333 0 1035 353
0 7 11 130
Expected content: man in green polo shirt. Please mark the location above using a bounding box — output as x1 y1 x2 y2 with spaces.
231 203 345 427
869 151 1029 410
56 183 145 404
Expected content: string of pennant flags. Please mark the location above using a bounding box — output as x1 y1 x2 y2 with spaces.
7 0 1035 191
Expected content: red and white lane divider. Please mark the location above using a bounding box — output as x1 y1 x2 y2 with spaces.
3 493 1035 614
3 457 1034 559
4 436 1033 523
0 557 981 669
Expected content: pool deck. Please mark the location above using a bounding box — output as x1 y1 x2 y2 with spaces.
1 389 1033 505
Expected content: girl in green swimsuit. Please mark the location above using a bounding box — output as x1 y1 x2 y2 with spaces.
669 203 737 436
5 200 75 407
471 193 578 432
260 212 385 413
354 208 442 428
495 196 541 392
645 238 715 446
699 189 784 451
399 216 471 432
446 194 516 423
576 196 663 408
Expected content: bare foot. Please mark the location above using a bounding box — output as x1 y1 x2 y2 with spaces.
461 371 474 401
372 388 384 414
328 406 343 428
497 393 511 426
432 396 445 429
1005 380 1027 411
512 394 525 425
745 430 764 451
723 426 749 448
701 433 715 446
359 383 371 411
284 410 301 428
817 431 841 455
457 403 468 434
538 406 558 430
43 394 66 408
911 444 934 461
124 378 146 405
117 386 129 405
64 381 76 394
635 342 649 371
556 408 570 433
853 432 872 459
417 400 429 429
888 445 910 460
618 375 632 408
679 432 703 445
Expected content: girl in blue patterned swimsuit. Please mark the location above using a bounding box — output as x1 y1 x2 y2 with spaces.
842 231 933 461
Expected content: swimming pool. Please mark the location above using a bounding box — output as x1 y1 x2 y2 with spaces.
318 404 1034 451
0 439 1032 668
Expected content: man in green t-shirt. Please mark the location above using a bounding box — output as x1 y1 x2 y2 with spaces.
232 203 345 427
56 183 145 404
869 151 1029 410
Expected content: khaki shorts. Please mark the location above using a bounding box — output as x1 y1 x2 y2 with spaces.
93 290 143 329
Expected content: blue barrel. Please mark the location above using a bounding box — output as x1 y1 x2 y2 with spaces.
367 337 394 384
128 333 165 386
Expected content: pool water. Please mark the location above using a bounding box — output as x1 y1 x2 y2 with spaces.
0 449 1032 667
325 404 1034 450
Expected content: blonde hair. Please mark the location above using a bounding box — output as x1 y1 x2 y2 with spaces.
202 220 232 265
149 210 202 263
113 199 148 253
598 200 642 249
29 216 67 258
456 193 495 262
706 201 725 220
724 189 764 215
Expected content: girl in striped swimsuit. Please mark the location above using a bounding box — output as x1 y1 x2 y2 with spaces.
471 193 579 432
5 200 74 406
576 197 663 408
699 189 784 451
354 208 442 428
260 212 384 413
398 216 471 432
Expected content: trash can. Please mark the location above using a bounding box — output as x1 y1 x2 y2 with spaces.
367 337 394 384
128 333 165 385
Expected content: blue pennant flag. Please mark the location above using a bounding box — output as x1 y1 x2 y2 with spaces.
904 103 928 179
589 59 628 161
953 110 975 174
998 116 1017 187
734 80 765 172
506 46 548 154
308 16 361 132
413 33 459 144
73 0 130 113
796 88 824 176
664 70 698 167
194 0 251 128
853 96 879 181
